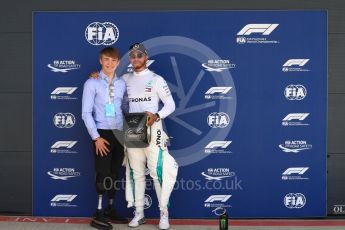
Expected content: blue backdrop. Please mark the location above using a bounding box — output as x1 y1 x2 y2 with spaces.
33 11 327 218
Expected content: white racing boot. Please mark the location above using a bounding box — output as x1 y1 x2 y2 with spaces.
159 209 170 230
128 211 146 228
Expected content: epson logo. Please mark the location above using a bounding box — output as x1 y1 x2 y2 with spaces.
129 97 152 103
284 85 307 100
85 22 119 46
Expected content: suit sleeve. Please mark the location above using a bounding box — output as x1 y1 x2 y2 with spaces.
155 77 175 119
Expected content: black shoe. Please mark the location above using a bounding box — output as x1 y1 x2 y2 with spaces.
90 210 113 230
104 207 128 224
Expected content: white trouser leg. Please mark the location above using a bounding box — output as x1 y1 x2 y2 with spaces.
126 147 147 212
146 121 178 210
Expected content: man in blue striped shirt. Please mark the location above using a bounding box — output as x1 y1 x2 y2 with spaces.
82 47 128 229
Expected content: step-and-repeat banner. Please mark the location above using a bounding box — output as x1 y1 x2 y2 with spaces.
33 11 327 218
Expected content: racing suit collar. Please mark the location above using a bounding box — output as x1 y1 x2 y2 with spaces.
133 68 149 76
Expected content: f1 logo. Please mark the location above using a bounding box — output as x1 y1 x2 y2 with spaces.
51 194 77 202
283 59 309 67
282 167 309 175
51 87 77 95
51 141 77 149
283 113 309 121
205 87 232 95
205 141 232 149
205 195 232 203
237 24 279 35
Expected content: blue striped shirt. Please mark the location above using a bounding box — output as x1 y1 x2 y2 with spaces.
82 71 128 140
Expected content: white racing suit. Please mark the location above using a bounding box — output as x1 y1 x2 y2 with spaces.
125 120 178 211
122 68 178 212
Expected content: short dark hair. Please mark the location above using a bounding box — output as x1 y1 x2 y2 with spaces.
99 47 120 60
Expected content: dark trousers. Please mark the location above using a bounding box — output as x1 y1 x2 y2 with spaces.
93 129 124 199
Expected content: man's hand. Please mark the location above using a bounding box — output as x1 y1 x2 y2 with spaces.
146 111 158 126
94 137 110 156
89 71 100 79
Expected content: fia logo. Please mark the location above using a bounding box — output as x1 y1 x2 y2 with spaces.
207 112 230 128
53 113 76 128
284 85 307 100
144 194 152 209
284 193 306 209
85 22 119 46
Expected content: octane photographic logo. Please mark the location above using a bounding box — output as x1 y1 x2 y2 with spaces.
85 22 119 46
50 141 78 154
47 60 81 73
47 168 81 180
282 59 310 72
201 168 236 181
284 85 307 100
284 193 306 209
205 87 232 100
279 140 312 153
204 195 232 208
53 113 76 128
201 59 236 72
204 141 232 154
207 112 230 128
282 113 310 126
50 194 78 208
281 167 309 180
236 24 279 44
50 87 78 100
116 36 237 166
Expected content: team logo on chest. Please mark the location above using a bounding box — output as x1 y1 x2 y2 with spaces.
145 79 153 93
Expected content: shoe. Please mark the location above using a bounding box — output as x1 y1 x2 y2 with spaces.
159 209 170 230
104 206 128 224
90 209 113 230
128 211 146 228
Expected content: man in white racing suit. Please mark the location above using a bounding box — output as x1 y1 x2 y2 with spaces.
124 43 178 229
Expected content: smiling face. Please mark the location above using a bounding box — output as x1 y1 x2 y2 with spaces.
99 54 119 76
129 51 148 72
